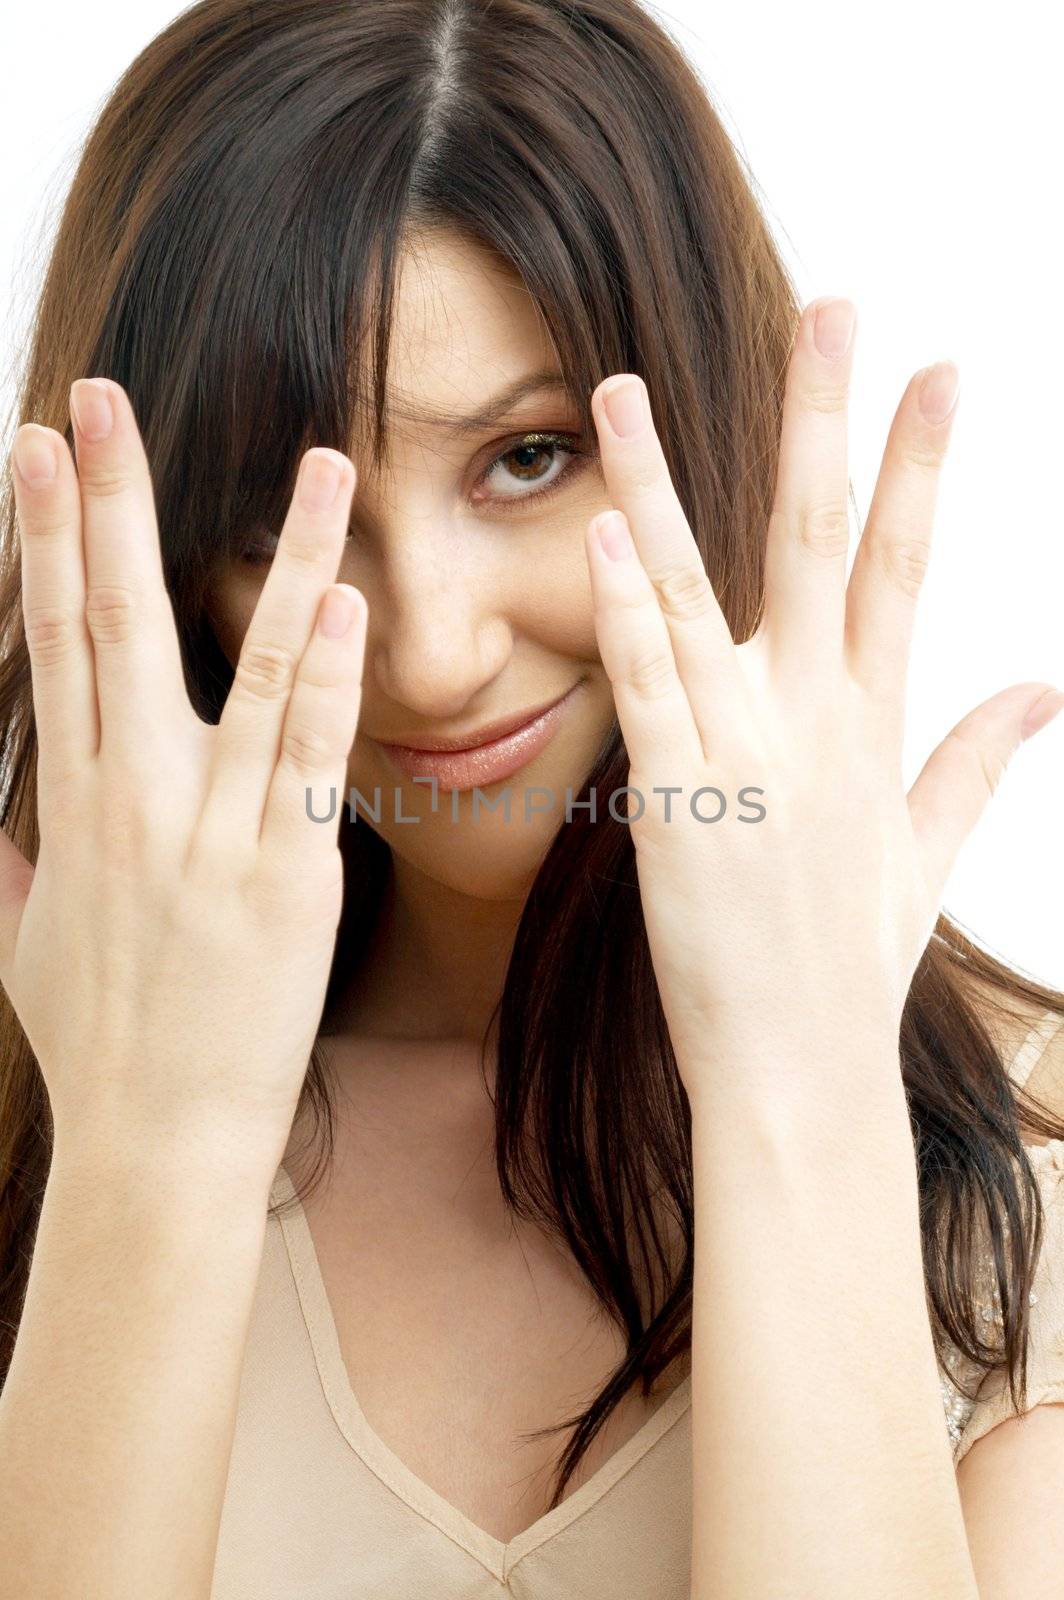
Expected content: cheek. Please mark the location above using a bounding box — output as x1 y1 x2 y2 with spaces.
513 527 602 660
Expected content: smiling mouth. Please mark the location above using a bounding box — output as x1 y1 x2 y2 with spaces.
371 682 583 793
377 687 576 753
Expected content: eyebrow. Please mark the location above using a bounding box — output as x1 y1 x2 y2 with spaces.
386 370 574 437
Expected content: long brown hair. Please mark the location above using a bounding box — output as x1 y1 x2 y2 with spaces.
2 0 1062 1510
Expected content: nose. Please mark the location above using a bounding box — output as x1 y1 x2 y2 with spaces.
367 519 513 722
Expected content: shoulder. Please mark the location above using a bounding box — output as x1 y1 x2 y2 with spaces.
959 974 1064 1145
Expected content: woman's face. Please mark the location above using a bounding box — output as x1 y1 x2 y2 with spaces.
206 228 618 898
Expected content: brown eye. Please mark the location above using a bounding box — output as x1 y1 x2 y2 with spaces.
474 431 592 511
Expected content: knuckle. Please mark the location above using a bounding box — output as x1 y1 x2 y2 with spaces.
949 729 1007 798
294 663 343 696
606 581 656 620
279 720 335 774
653 559 716 623
79 464 129 501
880 537 932 600
797 502 851 559
625 645 677 702
976 745 1008 798
84 584 140 646
234 639 299 701
19 507 73 540
281 533 329 569
901 438 947 474
23 603 83 666
800 379 849 416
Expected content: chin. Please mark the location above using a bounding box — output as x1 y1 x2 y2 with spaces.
377 807 565 900
346 689 615 899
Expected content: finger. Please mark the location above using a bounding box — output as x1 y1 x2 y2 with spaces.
760 297 857 683
201 449 357 844
68 378 197 760
590 374 745 759
0 827 34 983
259 583 367 862
585 509 706 792
908 682 1064 903
844 362 959 726
10 424 99 785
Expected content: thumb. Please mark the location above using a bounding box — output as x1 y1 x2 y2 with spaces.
0 828 34 988
907 681 1064 905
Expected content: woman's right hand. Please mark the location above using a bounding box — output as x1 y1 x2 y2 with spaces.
0 378 365 1180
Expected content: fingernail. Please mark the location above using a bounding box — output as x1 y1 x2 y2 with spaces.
319 585 357 638
813 299 856 359
299 451 345 512
918 362 960 425
1021 687 1064 740
595 510 634 561
601 377 648 439
12 425 58 487
70 379 114 441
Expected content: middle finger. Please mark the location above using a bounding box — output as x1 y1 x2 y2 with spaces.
760 297 857 684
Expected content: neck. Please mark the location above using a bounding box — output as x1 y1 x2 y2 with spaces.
329 849 528 1044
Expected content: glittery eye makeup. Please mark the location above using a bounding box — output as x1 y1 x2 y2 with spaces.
471 430 594 511
235 428 597 565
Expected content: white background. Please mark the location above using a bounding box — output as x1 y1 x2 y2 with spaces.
2 0 1060 986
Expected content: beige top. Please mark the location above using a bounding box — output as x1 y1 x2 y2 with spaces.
210 1012 1064 1598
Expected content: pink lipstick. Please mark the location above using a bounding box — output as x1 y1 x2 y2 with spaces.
374 683 581 792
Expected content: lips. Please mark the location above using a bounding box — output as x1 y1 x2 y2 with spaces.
381 688 575 753
373 683 581 793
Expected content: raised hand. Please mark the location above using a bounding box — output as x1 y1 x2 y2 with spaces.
584 299 1062 1092
0 379 366 1178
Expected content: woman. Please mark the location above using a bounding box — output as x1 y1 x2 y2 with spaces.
0 1 1062 1595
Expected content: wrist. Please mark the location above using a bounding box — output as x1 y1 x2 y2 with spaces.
680 1018 908 1150
48 1120 283 1217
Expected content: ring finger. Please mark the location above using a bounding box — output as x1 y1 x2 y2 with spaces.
844 361 959 731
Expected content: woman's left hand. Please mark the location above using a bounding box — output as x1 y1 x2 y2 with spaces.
585 297 1063 1094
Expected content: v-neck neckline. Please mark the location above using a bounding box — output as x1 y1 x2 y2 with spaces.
269 1163 692 1583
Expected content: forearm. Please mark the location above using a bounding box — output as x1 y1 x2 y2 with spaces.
0 1135 275 1600
686 1025 980 1600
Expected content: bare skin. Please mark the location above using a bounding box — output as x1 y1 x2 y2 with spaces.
206 227 1063 1550
2 218 1060 1594
283 1038 689 1543
205 227 686 1542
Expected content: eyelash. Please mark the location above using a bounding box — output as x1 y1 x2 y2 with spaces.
236 430 594 564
